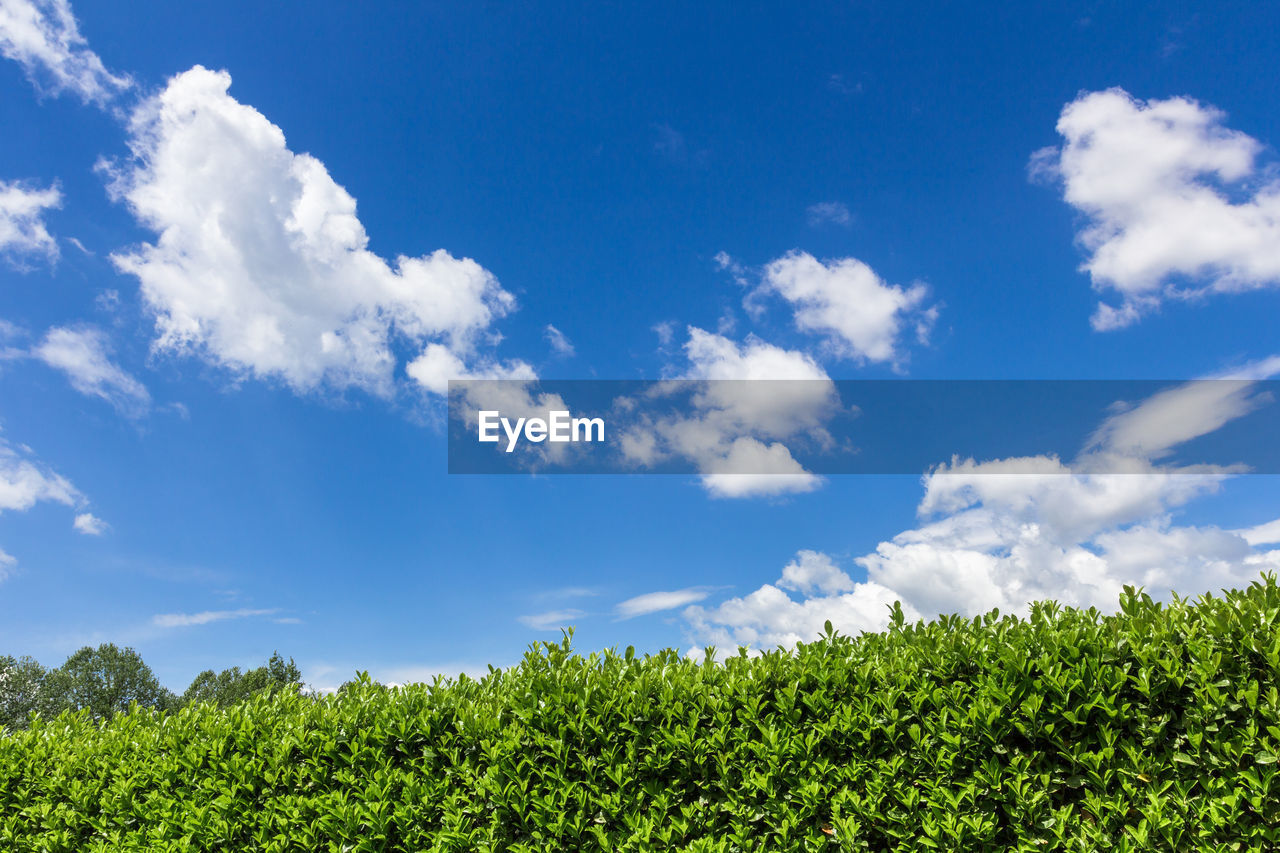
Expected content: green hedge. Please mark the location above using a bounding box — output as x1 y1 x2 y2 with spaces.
4 580 1280 852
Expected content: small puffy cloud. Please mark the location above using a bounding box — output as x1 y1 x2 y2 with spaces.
805 201 852 227
616 587 712 619
0 433 82 572
72 511 106 535
683 326 829 382
0 0 130 104
518 609 586 630
698 438 822 498
758 251 935 365
778 549 856 596
1037 88 1280 329
34 326 149 416
0 179 61 266
0 434 79 513
152 608 278 628
617 328 836 498
713 251 750 289
543 324 575 358
652 320 676 347
106 66 522 399
404 344 535 396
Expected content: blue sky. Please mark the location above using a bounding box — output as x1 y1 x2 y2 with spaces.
2 0 1280 690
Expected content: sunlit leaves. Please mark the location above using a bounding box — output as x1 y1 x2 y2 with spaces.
5 578 1280 850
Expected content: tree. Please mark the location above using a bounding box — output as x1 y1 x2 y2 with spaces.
0 655 49 731
42 644 175 722
181 651 303 708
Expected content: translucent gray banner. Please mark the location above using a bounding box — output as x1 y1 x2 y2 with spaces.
447 379 1280 476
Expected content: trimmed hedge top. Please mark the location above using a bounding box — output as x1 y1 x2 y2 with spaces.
4 580 1280 851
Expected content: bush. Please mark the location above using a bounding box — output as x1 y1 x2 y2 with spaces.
3 580 1280 851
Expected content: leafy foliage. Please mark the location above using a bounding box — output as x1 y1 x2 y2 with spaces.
0 655 51 730
1 647 301 730
37 643 177 722
5 580 1280 851
181 652 303 708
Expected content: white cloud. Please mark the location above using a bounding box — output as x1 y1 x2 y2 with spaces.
34 326 149 416
543 324 575 358
0 0 130 104
682 326 829 383
684 368 1280 650
758 251 935 365
698 438 822 498
404 344 535 396
543 586 599 599
152 607 278 628
106 66 523 398
518 609 586 630
616 328 836 498
1038 88 1280 329
616 587 712 619
806 201 852 227
0 433 82 572
652 320 676 347
0 179 60 265
72 511 106 534
713 251 750 289
778 549 856 595
685 574 914 652
1239 518 1280 547
1084 378 1265 460
0 434 79 513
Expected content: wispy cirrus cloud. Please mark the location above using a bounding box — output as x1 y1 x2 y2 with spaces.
0 0 131 104
805 201 852 227
0 179 61 266
616 587 713 619
34 325 150 416
518 609 586 631
152 608 279 629
543 324 575 358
